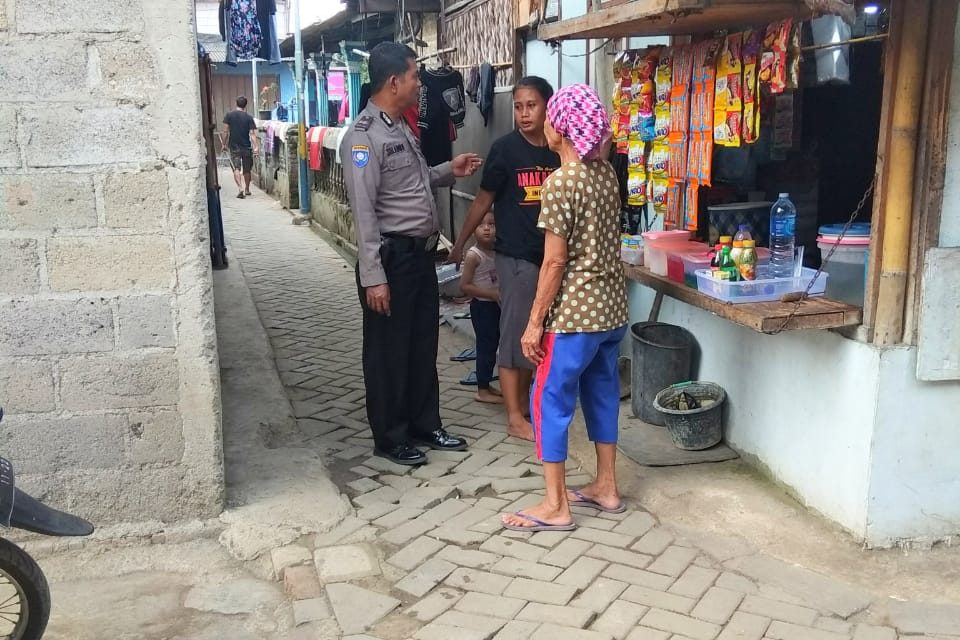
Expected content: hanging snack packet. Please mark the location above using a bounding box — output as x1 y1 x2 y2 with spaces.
648 142 669 177
654 103 671 140
615 52 634 153
628 140 646 170
633 50 659 142
655 48 673 106
648 176 669 217
787 21 802 90
628 103 642 142
627 169 648 206
713 32 743 147
742 29 763 144
761 19 791 94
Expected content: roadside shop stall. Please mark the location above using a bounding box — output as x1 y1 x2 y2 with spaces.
536 0 960 547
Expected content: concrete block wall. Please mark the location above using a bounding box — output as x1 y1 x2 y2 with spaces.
0 1 224 524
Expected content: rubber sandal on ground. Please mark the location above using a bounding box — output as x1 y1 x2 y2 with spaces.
450 347 477 362
502 511 576 532
569 490 627 514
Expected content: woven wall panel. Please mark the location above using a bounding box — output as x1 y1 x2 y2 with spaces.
444 0 514 86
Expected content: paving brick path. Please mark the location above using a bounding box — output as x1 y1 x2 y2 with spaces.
222 188 949 640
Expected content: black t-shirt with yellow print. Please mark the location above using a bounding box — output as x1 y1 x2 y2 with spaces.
480 130 560 266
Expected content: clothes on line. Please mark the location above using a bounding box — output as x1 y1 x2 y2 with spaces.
418 66 466 166
478 62 495 127
220 0 280 65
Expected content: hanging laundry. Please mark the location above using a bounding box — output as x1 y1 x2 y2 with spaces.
714 32 744 148
466 65 481 103
742 29 763 144
265 123 275 155
307 126 326 171
418 66 467 165
256 0 281 64
478 63 495 126
358 82 372 113
227 0 262 61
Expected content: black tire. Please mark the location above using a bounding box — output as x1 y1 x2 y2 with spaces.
0 538 50 640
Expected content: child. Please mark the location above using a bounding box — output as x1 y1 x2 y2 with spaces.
460 212 503 404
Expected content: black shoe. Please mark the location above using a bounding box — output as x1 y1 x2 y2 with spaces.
413 428 468 452
374 444 427 466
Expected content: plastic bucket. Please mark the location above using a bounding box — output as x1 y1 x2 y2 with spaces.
630 323 695 426
653 381 726 450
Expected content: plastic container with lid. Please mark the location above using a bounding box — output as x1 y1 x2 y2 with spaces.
620 235 644 266
642 230 695 276
664 243 710 281
695 267 828 303
817 233 870 306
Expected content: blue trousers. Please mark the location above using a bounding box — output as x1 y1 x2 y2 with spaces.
531 326 627 462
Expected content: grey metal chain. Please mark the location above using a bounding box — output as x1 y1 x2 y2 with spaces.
768 177 876 335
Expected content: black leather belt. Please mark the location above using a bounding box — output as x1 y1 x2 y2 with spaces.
381 232 439 254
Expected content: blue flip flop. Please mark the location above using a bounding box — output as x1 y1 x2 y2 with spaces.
569 490 627 514
502 511 577 532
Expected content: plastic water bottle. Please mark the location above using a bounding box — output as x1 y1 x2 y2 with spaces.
769 193 797 278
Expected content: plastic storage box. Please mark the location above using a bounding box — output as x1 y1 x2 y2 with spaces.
642 230 694 276
817 237 869 306
695 268 828 303
677 248 772 289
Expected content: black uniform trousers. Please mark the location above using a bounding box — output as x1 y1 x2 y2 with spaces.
356 237 442 451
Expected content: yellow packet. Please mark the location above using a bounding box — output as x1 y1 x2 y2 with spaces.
648 176 669 216
628 140 645 170
628 104 642 142
648 142 669 177
627 169 648 206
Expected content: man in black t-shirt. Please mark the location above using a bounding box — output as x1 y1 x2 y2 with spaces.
222 96 260 199
448 77 560 442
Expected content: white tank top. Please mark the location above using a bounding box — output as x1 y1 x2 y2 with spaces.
468 246 498 301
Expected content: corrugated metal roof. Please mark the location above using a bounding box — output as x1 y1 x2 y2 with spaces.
198 32 228 64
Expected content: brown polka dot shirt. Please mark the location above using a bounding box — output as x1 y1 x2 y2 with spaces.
538 160 628 334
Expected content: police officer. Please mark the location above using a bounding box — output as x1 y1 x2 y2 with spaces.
341 42 483 466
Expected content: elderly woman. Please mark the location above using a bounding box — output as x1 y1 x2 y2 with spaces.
501 84 629 532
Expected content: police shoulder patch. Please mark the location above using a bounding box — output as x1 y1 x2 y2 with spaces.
354 115 374 132
351 145 370 168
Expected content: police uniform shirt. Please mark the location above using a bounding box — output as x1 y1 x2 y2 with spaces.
340 101 456 287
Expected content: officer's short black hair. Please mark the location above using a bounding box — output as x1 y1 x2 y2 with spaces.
236 96 248 109
513 77 554 103
369 42 417 93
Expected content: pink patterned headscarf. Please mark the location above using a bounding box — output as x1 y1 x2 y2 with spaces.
546 84 611 161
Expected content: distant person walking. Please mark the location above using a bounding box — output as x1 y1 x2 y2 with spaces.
222 96 259 199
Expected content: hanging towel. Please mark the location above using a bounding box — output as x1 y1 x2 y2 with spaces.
308 127 327 171
229 0 262 61
466 65 481 102
478 63 494 126
265 124 275 155
256 0 281 64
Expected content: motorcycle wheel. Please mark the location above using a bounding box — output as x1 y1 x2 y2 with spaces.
0 538 50 640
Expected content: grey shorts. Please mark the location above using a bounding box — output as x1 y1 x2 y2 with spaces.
495 254 539 370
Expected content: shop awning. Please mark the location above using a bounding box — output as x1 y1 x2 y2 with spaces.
624 265 863 333
538 0 817 41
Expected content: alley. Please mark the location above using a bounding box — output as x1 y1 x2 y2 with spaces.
26 181 960 640
213 184 959 640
